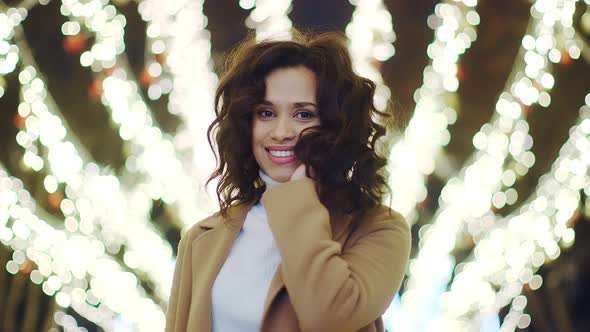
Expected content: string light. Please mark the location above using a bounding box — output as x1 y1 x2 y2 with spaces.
59 0 208 228
244 0 293 41
0 7 23 81
437 93 590 330
386 0 480 224
345 0 395 114
384 0 482 325
0 164 164 331
6 22 175 307
0 12 172 329
465 0 581 240
137 0 219 213
398 1 579 330
53 310 89 331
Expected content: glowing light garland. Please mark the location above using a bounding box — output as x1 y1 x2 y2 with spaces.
345 0 395 115
60 0 206 228
0 7 21 82
5 22 175 306
386 0 480 224
242 0 293 41
464 1 583 239
438 93 590 331
0 7 172 329
137 0 219 213
0 164 164 331
53 310 85 331
398 1 580 330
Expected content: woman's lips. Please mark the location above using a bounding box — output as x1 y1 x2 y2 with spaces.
266 149 297 165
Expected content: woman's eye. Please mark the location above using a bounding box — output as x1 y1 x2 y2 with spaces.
256 109 315 119
296 111 315 119
257 110 274 117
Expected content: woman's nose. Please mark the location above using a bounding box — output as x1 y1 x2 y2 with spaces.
270 117 296 141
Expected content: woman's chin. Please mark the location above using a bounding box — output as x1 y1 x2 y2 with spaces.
266 168 295 183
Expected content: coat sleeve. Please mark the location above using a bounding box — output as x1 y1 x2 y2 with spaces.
165 225 202 332
261 178 411 332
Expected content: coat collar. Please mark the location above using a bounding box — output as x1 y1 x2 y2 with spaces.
197 200 355 239
197 200 254 230
189 198 355 331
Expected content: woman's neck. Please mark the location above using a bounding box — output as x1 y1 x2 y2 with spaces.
259 169 279 190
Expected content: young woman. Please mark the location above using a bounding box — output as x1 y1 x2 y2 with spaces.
165 31 411 332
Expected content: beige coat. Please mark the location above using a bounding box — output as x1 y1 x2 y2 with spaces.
165 177 411 332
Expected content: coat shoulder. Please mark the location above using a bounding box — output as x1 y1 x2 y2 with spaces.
357 204 409 232
347 204 412 251
180 211 222 245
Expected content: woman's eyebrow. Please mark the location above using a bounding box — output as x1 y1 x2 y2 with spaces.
260 100 317 108
293 102 317 108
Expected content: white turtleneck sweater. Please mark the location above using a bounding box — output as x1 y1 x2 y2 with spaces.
211 170 283 332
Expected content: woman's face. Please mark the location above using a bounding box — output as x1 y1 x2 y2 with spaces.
252 66 320 183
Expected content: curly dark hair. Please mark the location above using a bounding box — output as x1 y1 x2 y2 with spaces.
206 30 399 220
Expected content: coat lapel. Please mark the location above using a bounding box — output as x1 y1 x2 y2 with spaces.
188 200 356 331
187 202 253 331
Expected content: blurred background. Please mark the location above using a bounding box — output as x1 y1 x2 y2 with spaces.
1 0 590 331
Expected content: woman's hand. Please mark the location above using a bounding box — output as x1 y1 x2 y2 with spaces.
290 163 314 181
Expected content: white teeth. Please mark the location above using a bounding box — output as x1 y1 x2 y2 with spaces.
268 150 294 157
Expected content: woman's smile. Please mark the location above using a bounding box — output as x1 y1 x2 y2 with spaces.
265 146 297 165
